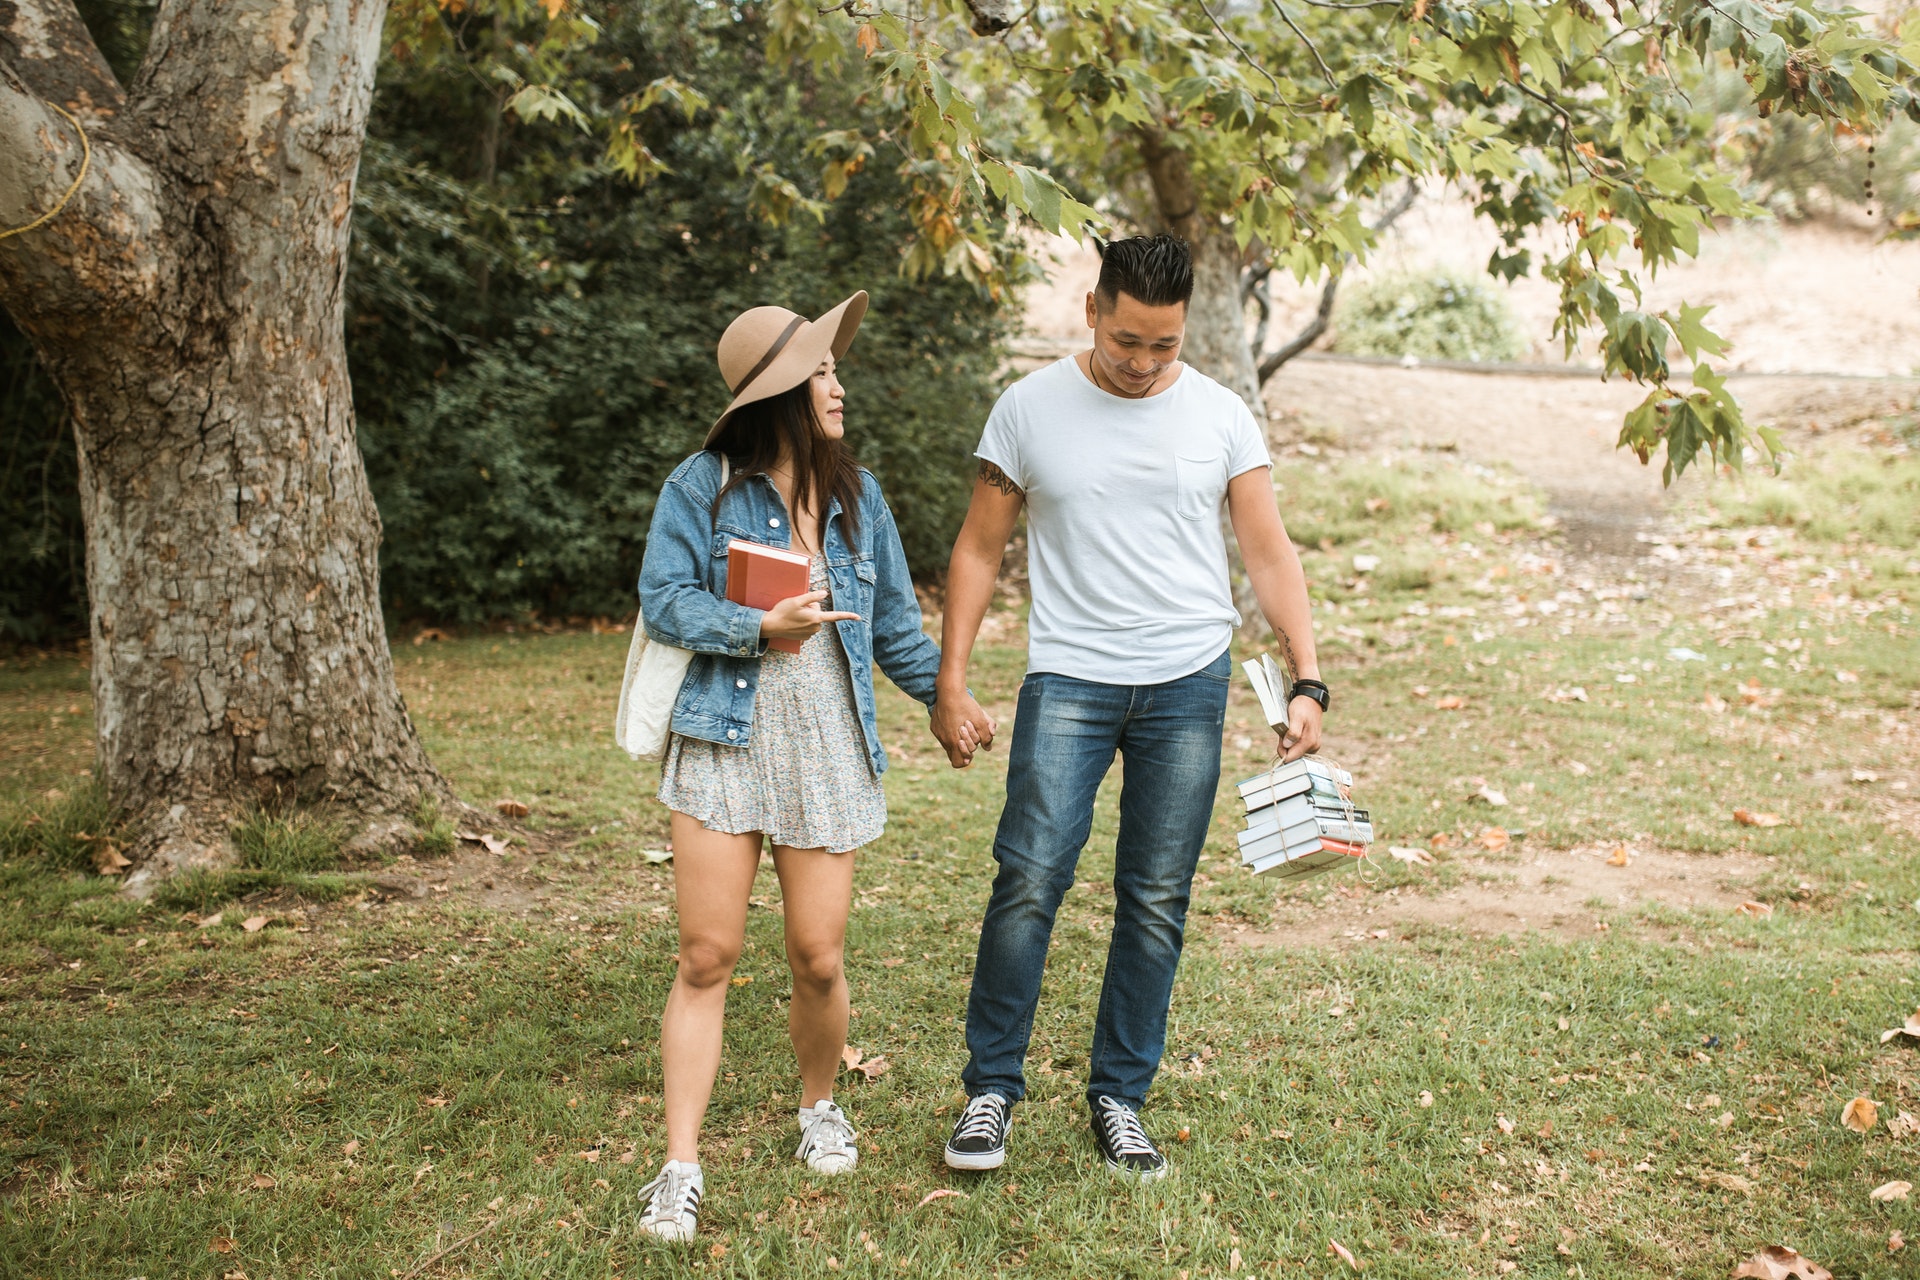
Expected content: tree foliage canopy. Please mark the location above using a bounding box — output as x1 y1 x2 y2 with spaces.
764 0 1919 481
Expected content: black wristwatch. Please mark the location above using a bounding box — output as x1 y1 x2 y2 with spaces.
1290 679 1331 714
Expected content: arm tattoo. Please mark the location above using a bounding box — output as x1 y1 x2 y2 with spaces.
978 459 1023 498
1277 627 1301 680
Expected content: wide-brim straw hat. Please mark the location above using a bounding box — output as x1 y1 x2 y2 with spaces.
706 291 868 446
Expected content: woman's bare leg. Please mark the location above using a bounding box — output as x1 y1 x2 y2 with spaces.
769 843 857 1107
660 811 763 1164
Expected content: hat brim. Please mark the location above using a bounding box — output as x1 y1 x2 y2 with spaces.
705 291 868 446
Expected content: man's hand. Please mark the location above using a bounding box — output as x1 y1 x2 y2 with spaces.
931 691 997 769
760 591 860 644
1278 696 1323 762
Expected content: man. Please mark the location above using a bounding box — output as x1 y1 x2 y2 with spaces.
928 235 1329 1179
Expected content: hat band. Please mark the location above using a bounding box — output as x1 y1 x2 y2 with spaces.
731 315 809 394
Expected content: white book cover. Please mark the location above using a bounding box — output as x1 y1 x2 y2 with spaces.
1238 817 1324 860
1241 654 1291 729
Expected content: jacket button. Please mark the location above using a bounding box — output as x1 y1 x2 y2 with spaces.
768 517 781 528
726 729 739 740
735 678 747 689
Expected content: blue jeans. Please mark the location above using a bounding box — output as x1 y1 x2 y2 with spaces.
962 649 1230 1110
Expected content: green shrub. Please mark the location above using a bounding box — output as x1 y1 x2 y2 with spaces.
1333 268 1526 363
0 782 118 873
233 809 344 875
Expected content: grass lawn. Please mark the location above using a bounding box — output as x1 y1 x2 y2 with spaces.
2 436 1917 1278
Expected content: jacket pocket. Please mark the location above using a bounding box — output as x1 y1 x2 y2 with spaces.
1174 453 1223 522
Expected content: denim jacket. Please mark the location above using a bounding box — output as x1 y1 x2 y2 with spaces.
638 449 942 777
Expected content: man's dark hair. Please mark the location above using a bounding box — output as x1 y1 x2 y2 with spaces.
1093 234 1193 311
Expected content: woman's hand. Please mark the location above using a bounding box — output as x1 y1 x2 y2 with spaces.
1278 696 1323 763
760 591 861 643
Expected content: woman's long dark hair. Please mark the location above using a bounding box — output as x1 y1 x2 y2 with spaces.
709 380 863 542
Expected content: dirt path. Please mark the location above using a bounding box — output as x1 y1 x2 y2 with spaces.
1226 843 1773 949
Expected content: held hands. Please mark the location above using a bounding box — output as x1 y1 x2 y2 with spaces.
1278 696 1324 763
930 691 998 769
759 591 861 643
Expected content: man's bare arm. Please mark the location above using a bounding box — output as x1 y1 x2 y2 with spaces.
930 461 1024 766
1227 466 1324 758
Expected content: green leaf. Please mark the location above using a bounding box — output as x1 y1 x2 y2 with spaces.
1667 302 1729 363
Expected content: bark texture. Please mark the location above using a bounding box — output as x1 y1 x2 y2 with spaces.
0 0 444 888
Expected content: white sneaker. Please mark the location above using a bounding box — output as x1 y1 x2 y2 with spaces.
795 1099 859 1175
635 1159 702 1242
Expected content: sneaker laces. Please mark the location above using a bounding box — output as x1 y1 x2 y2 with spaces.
952 1093 1009 1143
638 1163 700 1224
1095 1096 1157 1159
797 1103 858 1160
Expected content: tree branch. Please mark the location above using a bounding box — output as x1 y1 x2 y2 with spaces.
1267 0 1337 90
0 0 124 117
0 58 162 322
961 0 1014 35
1256 181 1417 384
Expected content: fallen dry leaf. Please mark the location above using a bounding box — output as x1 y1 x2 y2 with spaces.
1736 901 1775 919
1473 784 1509 807
93 843 133 875
881 957 905 968
241 915 269 933
1496 1114 1515 1134
840 1047 889 1079
1418 1090 1434 1108
1388 846 1434 867
341 1140 359 1157
1230 1246 1244 1272
1478 827 1511 852
1733 809 1784 828
1730 1246 1833 1280
1329 1238 1360 1270
916 1189 966 1208
1175 1126 1191 1143
1435 696 1468 711
577 1149 601 1163
455 830 511 855
1869 1180 1912 1203
494 799 530 818
210 1237 236 1254
1890 1230 1905 1253
1841 1097 1880 1134
1878 1010 1920 1045
198 911 224 929
1887 1110 1919 1138
251 1173 275 1189
1701 1171 1754 1194
1607 844 1632 867
423 1096 449 1108
1850 769 1879 784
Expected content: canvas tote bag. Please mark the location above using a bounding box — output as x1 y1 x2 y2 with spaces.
615 456 728 760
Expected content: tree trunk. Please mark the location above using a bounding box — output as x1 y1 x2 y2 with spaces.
1135 128 1269 634
0 0 447 889
1135 129 1265 425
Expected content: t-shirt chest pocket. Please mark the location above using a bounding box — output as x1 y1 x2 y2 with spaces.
1173 453 1223 522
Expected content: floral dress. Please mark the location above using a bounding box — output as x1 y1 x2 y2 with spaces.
657 556 886 853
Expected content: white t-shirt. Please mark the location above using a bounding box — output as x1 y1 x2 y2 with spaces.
976 357 1271 684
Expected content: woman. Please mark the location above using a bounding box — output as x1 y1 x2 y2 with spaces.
631 293 988 1242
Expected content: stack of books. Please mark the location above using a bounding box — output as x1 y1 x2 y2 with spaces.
1235 758 1374 879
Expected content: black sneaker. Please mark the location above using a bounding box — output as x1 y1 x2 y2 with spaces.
944 1093 1012 1170
1090 1095 1169 1180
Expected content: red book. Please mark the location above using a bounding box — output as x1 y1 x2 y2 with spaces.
726 540 812 654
